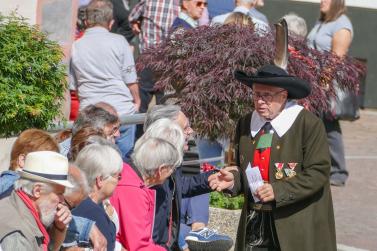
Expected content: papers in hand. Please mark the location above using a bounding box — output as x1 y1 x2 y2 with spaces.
245 163 264 202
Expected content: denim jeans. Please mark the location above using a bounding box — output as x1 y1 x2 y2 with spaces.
116 124 136 163
178 138 226 249
63 216 95 248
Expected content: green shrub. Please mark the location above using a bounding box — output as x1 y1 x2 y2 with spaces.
0 13 67 137
210 191 244 210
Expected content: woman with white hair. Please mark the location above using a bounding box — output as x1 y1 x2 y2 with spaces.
72 144 123 251
110 119 184 251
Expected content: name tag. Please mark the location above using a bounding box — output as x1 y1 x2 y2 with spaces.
256 133 273 149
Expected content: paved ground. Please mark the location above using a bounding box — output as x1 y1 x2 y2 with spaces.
332 109 377 251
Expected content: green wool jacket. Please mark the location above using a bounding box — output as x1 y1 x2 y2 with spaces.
231 109 336 251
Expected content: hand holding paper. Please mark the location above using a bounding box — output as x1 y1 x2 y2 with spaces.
245 163 264 202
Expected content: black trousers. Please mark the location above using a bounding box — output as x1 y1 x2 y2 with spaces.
135 67 164 139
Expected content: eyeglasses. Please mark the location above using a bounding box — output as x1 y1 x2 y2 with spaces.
194 1 207 7
105 173 122 181
251 90 286 103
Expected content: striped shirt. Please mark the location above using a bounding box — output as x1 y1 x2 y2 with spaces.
129 0 180 51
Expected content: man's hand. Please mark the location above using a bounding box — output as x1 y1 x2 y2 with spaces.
54 203 72 230
89 224 107 251
208 168 235 192
131 21 141 35
255 183 275 202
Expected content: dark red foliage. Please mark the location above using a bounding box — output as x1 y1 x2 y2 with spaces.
137 24 366 139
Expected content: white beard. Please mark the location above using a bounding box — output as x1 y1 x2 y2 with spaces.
38 198 57 227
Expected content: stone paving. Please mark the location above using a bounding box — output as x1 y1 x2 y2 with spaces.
332 110 377 251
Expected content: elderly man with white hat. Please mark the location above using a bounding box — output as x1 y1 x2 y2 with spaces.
0 151 73 251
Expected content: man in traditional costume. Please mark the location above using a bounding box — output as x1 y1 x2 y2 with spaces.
229 64 336 251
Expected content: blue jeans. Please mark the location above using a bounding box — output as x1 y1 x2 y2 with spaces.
116 124 136 163
178 138 225 249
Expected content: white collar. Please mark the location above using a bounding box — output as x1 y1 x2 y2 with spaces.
250 101 304 138
179 12 198 28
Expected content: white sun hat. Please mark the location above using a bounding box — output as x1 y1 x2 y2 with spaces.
18 151 73 188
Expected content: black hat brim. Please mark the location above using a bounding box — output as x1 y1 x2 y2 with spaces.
235 70 311 99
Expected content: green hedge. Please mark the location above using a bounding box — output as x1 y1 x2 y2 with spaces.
210 191 244 210
0 13 67 137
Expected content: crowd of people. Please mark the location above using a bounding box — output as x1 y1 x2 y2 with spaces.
0 0 354 250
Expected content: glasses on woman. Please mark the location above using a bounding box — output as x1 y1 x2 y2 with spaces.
104 173 122 181
251 90 286 103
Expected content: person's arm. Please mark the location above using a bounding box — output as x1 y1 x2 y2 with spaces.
111 187 166 251
127 82 141 112
121 41 140 112
128 0 145 34
331 28 352 57
271 117 331 208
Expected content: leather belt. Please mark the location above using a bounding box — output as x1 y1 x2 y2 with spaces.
251 203 273 212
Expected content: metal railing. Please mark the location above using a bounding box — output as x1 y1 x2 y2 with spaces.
47 112 225 166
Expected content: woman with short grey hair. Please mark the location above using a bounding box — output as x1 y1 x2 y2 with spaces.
110 134 182 250
137 118 185 162
144 104 181 131
72 144 123 251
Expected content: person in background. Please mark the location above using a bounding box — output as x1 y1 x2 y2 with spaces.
57 103 120 157
283 12 308 38
211 0 269 33
72 144 123 251
307 0 353 186
111 120 184 250
0 129 107 251
129 0 180 139
0 151 73 251
144 105 234 251
0 129 60 198
69 0 140 162
62 165 107 251
172 0 207 30
224 12 254 25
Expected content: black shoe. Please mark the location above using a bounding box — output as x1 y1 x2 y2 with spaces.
330 179 345 187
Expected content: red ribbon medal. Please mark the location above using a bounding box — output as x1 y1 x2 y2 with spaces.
286 162 298 177
274 163 284 179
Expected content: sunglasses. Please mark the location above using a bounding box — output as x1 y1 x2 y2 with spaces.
194 1 207 7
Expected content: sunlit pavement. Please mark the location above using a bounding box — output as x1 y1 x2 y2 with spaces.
333 109 377 251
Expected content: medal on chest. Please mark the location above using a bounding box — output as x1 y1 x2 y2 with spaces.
285 162 298 178
274 162 284 179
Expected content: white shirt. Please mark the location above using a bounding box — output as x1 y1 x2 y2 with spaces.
250 101 304 138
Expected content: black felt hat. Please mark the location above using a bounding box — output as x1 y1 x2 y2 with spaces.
234 64 311 99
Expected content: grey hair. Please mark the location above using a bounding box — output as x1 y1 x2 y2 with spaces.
144 105 181 131
14 179 54 196
73 105 118 135
86 0 113 27
86 135 121 153
283 13 308 37
132 137 181 178
74 144 123 189
136 119 184 162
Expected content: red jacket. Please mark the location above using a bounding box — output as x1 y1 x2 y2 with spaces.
110 163 165 251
